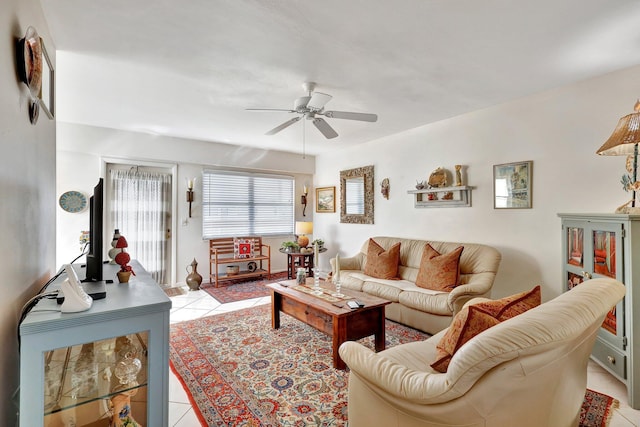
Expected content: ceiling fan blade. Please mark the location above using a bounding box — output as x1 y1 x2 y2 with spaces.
265 117 301 135
322 110 378 122
312 117 338 139
307 92 332 111
246 108 296 113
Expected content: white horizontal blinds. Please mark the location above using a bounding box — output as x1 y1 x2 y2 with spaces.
202 170 294 238
346 177 365 214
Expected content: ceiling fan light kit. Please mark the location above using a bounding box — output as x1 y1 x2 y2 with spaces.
247 82 378 139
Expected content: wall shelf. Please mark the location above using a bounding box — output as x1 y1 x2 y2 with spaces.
407 185 474 208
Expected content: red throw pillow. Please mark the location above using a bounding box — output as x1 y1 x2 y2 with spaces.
234 238 254 259
363 239 401 280
430 285 542 373
416 244 463 291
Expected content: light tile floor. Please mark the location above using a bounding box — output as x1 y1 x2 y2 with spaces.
167 287 640 427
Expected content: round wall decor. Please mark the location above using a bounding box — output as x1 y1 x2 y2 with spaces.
59 191 88 213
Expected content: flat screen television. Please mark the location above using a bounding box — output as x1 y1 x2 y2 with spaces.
83 178 104 282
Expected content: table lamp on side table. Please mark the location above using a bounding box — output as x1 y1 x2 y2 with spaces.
295 221 313 247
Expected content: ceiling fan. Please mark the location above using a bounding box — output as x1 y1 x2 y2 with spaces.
247 82 378 139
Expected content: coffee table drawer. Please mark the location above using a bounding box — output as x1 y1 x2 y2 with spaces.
281 298 332 334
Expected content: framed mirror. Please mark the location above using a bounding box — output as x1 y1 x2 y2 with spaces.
340 165 374 224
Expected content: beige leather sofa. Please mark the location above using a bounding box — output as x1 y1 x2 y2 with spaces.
339 278 625 427
330 237 501 334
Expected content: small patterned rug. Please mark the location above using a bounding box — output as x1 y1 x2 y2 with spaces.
163 285 187 297
170 305 619 427
580 388 619 427
200 272 288 304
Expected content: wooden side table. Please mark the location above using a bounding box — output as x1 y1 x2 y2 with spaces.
280 247 327 278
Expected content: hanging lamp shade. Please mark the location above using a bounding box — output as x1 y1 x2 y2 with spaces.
597 100 640 155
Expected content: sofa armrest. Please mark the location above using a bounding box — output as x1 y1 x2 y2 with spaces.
447 272 496 313
338 341 455 404
330 252 365 274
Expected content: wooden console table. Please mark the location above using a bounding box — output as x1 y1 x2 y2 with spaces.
267 279 390 369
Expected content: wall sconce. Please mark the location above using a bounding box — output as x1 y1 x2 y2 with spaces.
186 178 196 218
301 184 309 216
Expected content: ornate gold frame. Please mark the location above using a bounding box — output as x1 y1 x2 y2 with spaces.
340 165 374 224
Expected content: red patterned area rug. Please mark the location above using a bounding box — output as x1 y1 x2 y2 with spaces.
201 272 289 304
169 304 429 426
169 305 619 427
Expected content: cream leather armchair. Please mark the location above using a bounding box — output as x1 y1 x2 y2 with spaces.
339 278 625 427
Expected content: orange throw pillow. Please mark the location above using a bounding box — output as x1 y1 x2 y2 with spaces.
416 244 463 291
430 285 542 373
431 305 500 372
363 239 401 280
474 285 541 320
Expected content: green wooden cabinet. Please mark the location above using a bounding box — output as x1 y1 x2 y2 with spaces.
559 213 640 409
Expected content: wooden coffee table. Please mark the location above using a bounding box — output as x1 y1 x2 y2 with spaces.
267 278 391 369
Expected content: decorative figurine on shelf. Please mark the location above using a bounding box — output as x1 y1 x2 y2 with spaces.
185 258 203 291
415 180 425 190
108 229 122 264
114 235 135 283
380 178 390 199
442 191 454 200
428 167 448 188
428 192 438 201
455 165 463 186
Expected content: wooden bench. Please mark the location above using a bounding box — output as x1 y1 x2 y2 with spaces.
209 236 271 287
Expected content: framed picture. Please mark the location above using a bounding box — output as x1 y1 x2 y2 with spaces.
316 186 336 213
39 38 54 119
493 161 532 209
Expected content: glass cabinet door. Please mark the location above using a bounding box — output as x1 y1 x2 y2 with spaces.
562 220 625 346
591 227 622 338
44 331 149 426
567 226 584 269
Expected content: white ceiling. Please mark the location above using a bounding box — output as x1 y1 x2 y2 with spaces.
40 0 640 156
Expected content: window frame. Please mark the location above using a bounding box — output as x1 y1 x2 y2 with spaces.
202 169 295 239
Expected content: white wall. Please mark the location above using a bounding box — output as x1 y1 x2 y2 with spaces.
315 65 640 301
56 123 315 283
1 0 56 423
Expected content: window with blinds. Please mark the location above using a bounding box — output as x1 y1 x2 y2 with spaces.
202 170 294 238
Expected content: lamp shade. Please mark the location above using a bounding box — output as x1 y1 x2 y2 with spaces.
597 100 640 156
295 221 313 235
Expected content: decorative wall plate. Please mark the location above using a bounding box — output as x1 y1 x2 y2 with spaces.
59 191 88 213
17 26 42 97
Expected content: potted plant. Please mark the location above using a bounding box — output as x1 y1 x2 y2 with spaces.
281 241 300 253
311 239 324 249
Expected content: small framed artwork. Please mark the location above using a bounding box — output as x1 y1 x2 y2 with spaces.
39 38 54 119
316 186 336 213
493 161 533 209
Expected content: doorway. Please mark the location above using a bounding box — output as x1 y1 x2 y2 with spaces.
105 162 175 285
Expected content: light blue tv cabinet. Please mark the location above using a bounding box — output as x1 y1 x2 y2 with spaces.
19 261 171 426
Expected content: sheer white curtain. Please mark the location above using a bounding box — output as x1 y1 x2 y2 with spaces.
109 169 171 284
